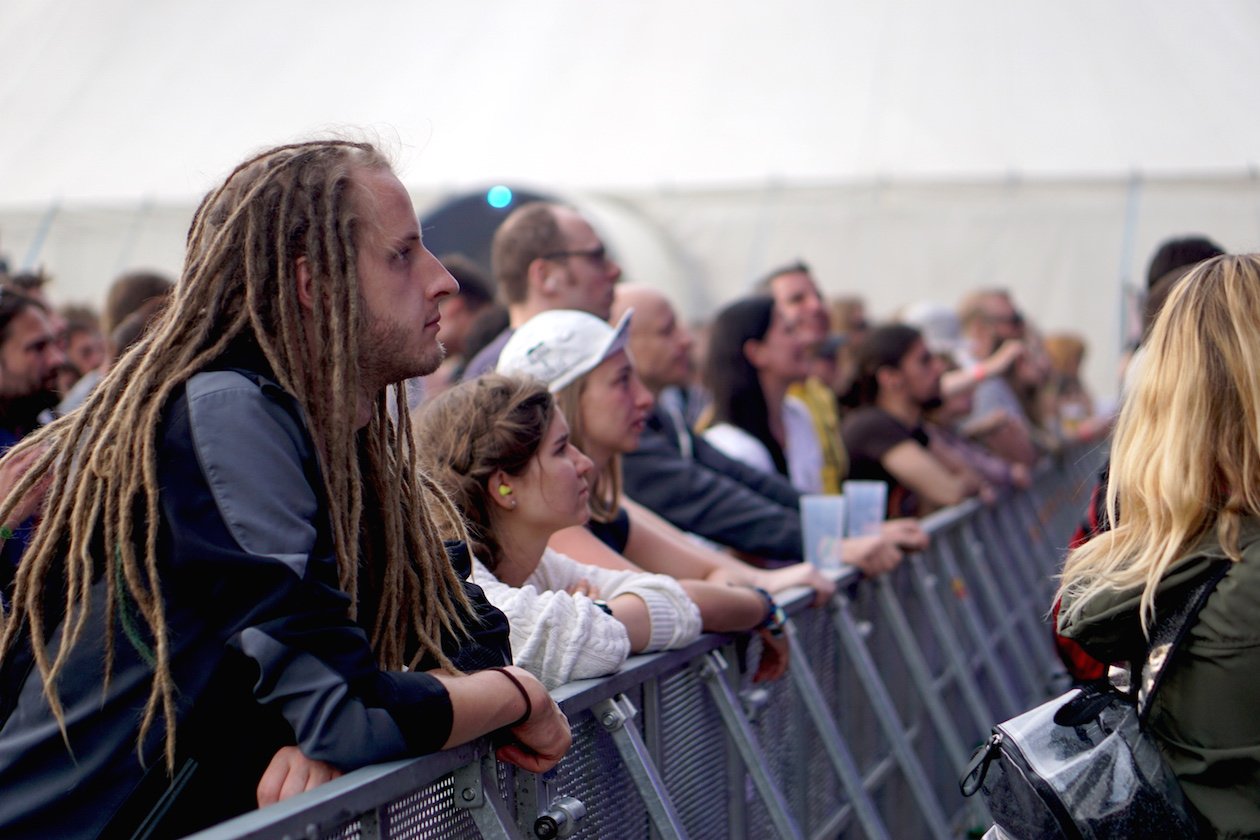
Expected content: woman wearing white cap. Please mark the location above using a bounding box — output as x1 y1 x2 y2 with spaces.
497 309 796 680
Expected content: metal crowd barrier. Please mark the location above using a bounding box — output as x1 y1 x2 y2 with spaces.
189 445 1107 840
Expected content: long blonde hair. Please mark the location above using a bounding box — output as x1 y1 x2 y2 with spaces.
0 140 473 770
1058 254 1260 631
554 378 623 524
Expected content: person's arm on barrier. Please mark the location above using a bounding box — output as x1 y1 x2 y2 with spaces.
431 666 571 773
880 439 975 512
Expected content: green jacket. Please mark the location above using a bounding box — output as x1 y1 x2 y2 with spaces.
1059 519 1260 838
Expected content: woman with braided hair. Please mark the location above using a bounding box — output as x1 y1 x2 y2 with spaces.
416 373 702 689
0 140 569 837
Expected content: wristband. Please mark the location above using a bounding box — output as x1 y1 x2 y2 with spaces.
972 363 987 382
593 599 614 616
752 586 787 637
0 525 12 541
490 667 532 729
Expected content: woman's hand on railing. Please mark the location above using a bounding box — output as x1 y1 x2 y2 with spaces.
495 667 573 774
256 746 343 808
756 563 837 607
752 628 790 682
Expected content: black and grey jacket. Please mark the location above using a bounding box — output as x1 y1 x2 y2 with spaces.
621 402 805 562
0 350 510 838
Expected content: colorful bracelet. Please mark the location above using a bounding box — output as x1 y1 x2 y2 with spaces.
491 667 533 729
0 524 13 541
752 586 787 637
593 599 614 616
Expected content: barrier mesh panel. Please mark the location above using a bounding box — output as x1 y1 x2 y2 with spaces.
320 819 361 840
382 774 480 839
550 707 649 839
792 607 850 836
658 663 732 840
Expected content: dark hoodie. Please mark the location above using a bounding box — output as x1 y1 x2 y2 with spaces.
1059 518 1260 838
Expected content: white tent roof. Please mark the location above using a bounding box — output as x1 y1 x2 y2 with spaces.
3 0 1260 205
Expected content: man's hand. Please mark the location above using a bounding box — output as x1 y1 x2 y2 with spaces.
841 534 904 578
256 746 342 808
494 667 572 774
881 518 929 552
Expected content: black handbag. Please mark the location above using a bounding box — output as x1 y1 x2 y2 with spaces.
960 560 1229 839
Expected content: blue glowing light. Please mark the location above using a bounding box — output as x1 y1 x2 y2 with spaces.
486 185 513 209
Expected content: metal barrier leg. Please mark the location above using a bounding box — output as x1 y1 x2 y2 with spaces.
872 577 994 830
906 553 1001 734
970 514 1058 685
453 753 525 840
592 694 692 840
936 537 1025 718
830 595 954 839
698 650 804 840
958 523 1044 704
781 620 893 840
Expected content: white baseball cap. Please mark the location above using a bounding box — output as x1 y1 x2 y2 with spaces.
497 308 634 392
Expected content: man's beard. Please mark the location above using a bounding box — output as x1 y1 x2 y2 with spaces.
919 394 944 413
357 314 446 392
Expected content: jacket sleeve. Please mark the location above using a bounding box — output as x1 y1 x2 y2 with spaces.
160 371 455 767
622 413 805 561
471 556 631 690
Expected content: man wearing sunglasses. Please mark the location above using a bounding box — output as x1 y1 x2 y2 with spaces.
463 202 622 380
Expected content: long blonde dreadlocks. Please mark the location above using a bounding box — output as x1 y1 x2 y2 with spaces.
0 140 474 771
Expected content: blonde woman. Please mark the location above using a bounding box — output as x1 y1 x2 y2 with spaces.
415 375 702 689
1058 254 1260 836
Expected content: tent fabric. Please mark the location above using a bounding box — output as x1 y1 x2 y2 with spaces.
2 0 1260 401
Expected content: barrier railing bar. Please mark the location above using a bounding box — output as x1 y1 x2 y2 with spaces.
185 741 483 840
829 594 953 839
781 619 892 840
698 650 804 840
452 753 525 840
593 694 691 840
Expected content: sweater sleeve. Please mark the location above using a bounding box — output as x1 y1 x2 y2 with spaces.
471 556 631 690
531 549 703 653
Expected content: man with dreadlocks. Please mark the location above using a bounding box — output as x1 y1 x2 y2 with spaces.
0 141 571 838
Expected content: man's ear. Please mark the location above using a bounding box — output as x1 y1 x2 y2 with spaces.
527 257 559 297
295 256 315 312
876 365 902 394
486 469 516 512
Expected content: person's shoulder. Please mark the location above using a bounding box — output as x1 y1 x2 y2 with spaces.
842 406 895 435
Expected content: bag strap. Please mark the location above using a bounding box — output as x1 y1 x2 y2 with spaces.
1136 558 1231 721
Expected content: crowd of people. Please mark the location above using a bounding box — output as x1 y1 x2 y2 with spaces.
0 137 1233 837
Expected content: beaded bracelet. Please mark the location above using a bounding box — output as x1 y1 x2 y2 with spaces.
0 524 13 541
491 667 532 729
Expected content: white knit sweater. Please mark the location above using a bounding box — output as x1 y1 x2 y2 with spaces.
471 547 703 689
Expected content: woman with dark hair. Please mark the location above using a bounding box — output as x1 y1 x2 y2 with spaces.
415 374 702 689
701 296 824 493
